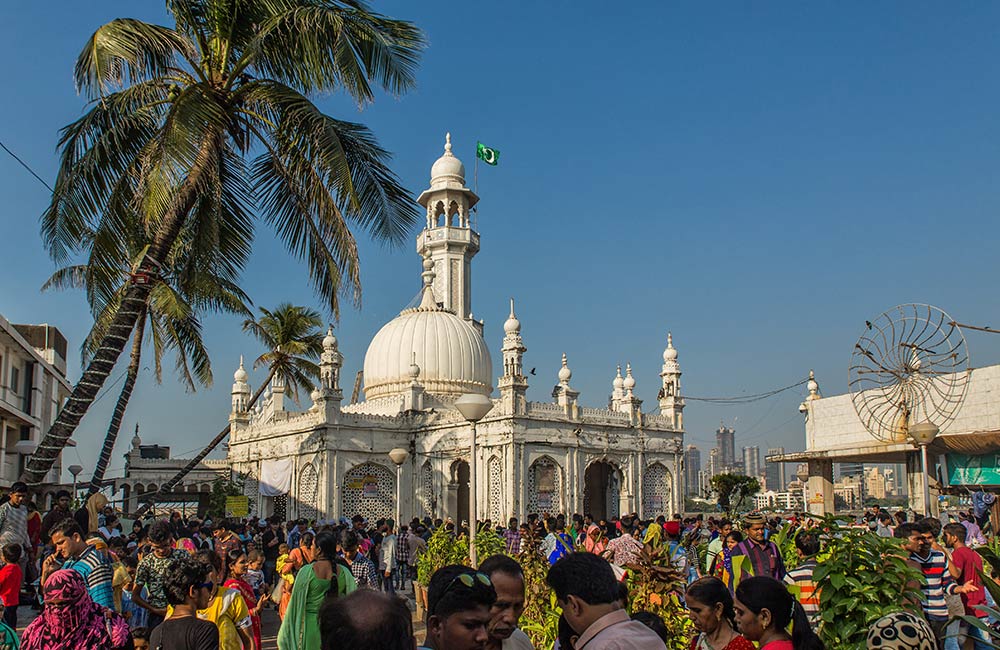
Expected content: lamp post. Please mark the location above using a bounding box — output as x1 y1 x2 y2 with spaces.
389 448 410 526
909 421 940 516
68 464 83 506
454 393 493 567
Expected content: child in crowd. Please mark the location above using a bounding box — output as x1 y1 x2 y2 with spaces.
120 555 149 629
245 551 265 598
132 627 150 650
0 545 22 630
275 544 294 618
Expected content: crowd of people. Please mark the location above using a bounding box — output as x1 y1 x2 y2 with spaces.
0 478 992 650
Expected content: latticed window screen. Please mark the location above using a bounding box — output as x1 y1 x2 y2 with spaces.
341 462 395 522
297 463 319 521
488 456 504 523
418 461 434 517
526 458 561 515
642 463 670 518
273 495 288 521
243 471 259 517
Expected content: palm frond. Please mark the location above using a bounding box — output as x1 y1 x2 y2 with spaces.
76 18 196 99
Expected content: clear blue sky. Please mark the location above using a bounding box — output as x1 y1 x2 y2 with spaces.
2 2 1000 481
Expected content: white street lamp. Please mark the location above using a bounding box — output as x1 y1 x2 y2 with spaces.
68 464 84 505
389 448 410 526
909 421 940 516
454 393 493 567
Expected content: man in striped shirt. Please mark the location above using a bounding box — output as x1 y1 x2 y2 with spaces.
897 521 977 648
43 519 115 609
783 530 821 629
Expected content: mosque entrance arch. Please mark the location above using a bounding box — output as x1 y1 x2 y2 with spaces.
584 461 622 522
447 460 470 525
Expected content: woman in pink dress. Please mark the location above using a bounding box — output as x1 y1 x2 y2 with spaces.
224 550 265 650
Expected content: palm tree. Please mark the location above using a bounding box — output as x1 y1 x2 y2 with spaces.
136 303 322 514
43 220 251 496
24 0 423 484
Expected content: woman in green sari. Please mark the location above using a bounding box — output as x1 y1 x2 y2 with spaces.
277 530 356 650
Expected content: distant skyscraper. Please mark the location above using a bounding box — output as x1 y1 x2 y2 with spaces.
684 445 701 497
766 447 786 491
743 446 761 478
717 424 736 468
708 447 721 478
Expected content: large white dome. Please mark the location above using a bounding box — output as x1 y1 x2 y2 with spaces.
363 304 492 400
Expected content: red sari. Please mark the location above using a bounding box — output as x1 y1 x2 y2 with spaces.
225 577 261 650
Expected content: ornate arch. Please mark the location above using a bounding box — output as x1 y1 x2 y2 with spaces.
297 463 320 521
642 462 672 518
526 456 563 515
341 462 395 522
488 455 504 524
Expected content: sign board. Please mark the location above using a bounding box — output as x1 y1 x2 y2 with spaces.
362 475 379 498
947 453 1000 486
226 496 249 517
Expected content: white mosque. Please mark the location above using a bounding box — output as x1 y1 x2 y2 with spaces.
224 135 687 525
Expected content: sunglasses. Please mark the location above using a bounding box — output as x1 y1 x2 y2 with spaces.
431 572 492 615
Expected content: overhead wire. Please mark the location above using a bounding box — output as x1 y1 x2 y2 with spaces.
675 377 810 405
0 138 53 193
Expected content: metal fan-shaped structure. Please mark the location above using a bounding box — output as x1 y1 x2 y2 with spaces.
849 304 970 443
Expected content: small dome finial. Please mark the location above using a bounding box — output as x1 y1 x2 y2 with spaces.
558 353 572 383
613 364 624 389
445 132 452 154
663 331 678 362
623 362 636 390
504 297 521 334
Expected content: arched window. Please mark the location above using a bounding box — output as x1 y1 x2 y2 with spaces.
298 463 319 521
526 457 562 515
341 462 395 522
642 463 671 518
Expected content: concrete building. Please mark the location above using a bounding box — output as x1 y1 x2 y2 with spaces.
120 426 229 514
770 366 1000 516
221 136 687 524
684 445 701 498
0 316 72 502
865 466 887 501
743 445 761 478
765 446 785 491
717 424 736 468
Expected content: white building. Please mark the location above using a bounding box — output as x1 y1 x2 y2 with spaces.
771 366 1000 516
0 317 72 501
224 135 687 524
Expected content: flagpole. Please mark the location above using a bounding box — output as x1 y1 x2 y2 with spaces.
473 146 479 229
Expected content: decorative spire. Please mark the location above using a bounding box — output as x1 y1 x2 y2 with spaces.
131 423 141 450
623 362 636 393
418 256 439 310
807 370 821 400
504 298 521 334
613 364 624 389
445 132 452 154
409 351 421 380
558 353 572 383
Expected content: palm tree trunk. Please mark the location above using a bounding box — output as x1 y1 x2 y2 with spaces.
21 136 221 485
134 367 276 516
87 310 145 496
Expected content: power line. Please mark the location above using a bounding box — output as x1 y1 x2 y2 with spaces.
0 138 53 193
680 378 810 405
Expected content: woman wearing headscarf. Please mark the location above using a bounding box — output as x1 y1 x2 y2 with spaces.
583 524 608 555
73 494 108 535
22 569 131 650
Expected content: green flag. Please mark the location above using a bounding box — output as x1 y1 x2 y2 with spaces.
476 142 499 166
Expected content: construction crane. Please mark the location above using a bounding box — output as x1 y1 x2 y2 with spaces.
350 370 363 404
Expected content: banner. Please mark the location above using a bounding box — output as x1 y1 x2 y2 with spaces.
947 452 1000 486
260 458 294 496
